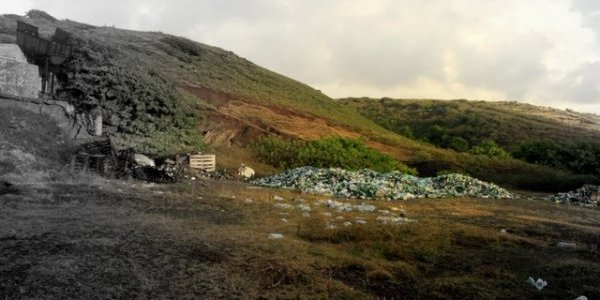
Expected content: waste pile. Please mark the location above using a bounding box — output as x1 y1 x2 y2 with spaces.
252 167 512 200
546 185 599 207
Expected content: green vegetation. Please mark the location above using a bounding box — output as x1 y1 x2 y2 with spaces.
250 137 416 174
343 98 600 186
469 140 511 159
515 140 600 175
343 97 600 152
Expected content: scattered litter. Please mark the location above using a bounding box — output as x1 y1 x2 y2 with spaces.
153 190 164 195
356 203 377 212
274 195 285 201
326 223 338 230
527 277 547 290
546 185 599 207
297 204 312 213
237 164 255 179
500 229 508 234
244 198 253 203
281 218 288 223
377 216 413 225
190 177 196 181
321 212 332 217
246 186 262 189
337 203 353 212
268 233 284 239
253 167 512 200
343 221 353 227
574 296 588 300
302 212 311 218
557 242 577 248
197 196 203 200
274 203 293 210
355 219 367 225
379 210 391 215
335 216 345 220
133 154 155 167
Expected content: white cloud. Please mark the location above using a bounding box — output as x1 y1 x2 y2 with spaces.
4 0 600 113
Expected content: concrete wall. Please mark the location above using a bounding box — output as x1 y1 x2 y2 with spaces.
0 44 41 99
0 44 28 62
0 97 90 140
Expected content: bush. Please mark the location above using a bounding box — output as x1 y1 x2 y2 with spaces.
469 140 511 159
514 140 600 175
250 137 416 174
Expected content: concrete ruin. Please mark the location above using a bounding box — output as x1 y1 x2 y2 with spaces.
0 44 42 99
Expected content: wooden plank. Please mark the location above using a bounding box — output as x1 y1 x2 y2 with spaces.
189 154 216 172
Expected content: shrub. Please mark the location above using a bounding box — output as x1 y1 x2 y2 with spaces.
469 140 511 159
250 137 416 174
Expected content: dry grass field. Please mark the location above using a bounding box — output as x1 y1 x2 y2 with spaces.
1 174 598 299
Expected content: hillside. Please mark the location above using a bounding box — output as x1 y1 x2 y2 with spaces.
342 98 600 177
0 10 597 191
342 98 600 149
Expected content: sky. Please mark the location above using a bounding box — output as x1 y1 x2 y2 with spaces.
4 0 600 113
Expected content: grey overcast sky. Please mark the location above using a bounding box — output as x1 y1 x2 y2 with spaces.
4 0 600 113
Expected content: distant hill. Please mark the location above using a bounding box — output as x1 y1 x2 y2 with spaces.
0 10 596 191
342 98 600 149
342 98 600 176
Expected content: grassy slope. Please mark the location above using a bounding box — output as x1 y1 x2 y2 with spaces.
2 176 599 299
342 97 600 150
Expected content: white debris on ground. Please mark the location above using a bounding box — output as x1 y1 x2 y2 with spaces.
546 185 599 207
252 167 512 200
556 242 577 249
273 203 293 210
268 233 284 239
527 277 548 290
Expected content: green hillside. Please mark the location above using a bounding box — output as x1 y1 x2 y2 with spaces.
342 98 600 177
1 11 597 191
0 11 387 154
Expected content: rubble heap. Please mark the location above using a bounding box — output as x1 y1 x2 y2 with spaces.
546 185 599 207
252 167 512 200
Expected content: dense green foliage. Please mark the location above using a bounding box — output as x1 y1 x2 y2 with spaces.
515 140 600 175
58 36 203 155
343 98 600 174
250 137 416 174
343 98 600 151
469 140 511 159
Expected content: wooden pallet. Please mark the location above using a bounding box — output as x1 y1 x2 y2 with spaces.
189 154 216 172
69 138 119 175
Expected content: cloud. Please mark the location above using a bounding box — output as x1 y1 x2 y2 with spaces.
3 0 600 113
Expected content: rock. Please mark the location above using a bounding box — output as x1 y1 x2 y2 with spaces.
252 167 512 200
574 296 588 300
273 195 285 201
